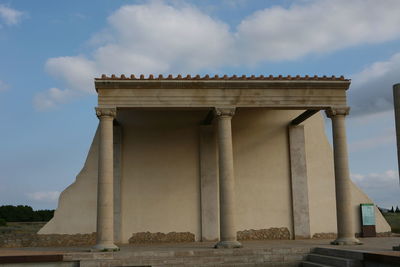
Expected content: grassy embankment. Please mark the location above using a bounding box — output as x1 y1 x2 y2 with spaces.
383 213 400 233
0 222 46 235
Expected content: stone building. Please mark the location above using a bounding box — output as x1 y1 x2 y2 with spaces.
39 74 390 250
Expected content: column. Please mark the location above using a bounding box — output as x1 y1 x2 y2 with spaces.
326 107 361 245
392 84 400 251
214 108 242 248
288 125 311 239
93 107 119 251
393 84 400 183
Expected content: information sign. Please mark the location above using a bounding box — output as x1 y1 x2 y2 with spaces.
360 203 375 226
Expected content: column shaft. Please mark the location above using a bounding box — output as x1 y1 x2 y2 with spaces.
393 84 400 180
214 108 242 248
328 108 360 245
93 108 118 251
392 84 400 251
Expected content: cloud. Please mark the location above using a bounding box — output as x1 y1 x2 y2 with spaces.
37 0 400 109
34 56 97 110
45 56 97 93
235 0 400 62
33 88 76 110
351 170 400 208
36 2 232 109
27 191 60 202
349 53 400 115
0 5 23 26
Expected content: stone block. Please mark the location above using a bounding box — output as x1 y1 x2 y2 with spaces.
174 250 195 257
271 248 292 254
237 228 290 241
283 254 305 262
128 231 195 244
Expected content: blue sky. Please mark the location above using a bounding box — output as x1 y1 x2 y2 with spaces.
1 0 400 210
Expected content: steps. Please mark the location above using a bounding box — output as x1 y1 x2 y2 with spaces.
302 247 363 267
64 246 312 266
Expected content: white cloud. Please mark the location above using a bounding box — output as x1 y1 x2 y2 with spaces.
37 0 400 109
33 88 75 110
0 5 23 26
36 2 233 109
45 56 97 94
27 191 60 202
351 170 400 208
350 53 400 115
101 3 233 72
236 0 400 62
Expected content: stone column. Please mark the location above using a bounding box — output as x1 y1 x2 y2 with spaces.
326 107 360 245
393 84 400 181
93 107 118 251
392 84 400 251
214 108 242 248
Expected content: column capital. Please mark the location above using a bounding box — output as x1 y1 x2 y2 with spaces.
214 107 236 117
325 107 350 118
95 107 116 118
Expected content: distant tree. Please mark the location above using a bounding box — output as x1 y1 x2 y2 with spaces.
396 206 400 213
390 206 395 213
0 205 54 222
35 210 54 221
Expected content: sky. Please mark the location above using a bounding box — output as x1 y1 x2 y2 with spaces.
0 0 400 210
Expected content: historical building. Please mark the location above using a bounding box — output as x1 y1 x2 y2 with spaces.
39 74 390 250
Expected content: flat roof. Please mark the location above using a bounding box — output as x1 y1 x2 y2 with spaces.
95 74 349 81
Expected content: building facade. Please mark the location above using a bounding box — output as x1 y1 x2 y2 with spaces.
39 75 391 250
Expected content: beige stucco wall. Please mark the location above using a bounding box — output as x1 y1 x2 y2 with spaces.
40 108 390 240
305 113 338 235
233 109 293 232
117 110 203 243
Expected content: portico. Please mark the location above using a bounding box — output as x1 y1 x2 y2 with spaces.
92 74 360 250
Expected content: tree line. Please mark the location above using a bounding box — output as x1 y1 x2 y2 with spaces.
0 205 54 222
388 206 400 213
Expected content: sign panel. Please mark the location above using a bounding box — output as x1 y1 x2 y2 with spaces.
361 203 375 226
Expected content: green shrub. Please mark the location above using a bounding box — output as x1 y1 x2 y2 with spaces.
0 205 54 222
0 218 7 226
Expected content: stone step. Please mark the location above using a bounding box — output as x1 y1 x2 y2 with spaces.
69 246 311 267
313 247 363 260
302 260 332 267
307 253 359 267
78 253 305 267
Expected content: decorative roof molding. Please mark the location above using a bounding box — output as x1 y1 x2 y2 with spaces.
95 74 349 81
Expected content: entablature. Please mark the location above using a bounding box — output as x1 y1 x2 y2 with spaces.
95 74 350 109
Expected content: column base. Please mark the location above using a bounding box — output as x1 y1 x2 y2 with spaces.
331 237 362 245
91 242 119 252
214 240 242 249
